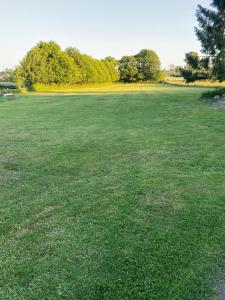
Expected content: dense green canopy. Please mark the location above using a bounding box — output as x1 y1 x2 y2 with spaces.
66 48 119 84
119 49 161 83
195 0 225 81
180 51 211 83
15 41 162 86
119 56 139 82
15 41 119 86
135 49 161 81
16 41 82 86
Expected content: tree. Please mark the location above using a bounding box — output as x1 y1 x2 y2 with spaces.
104 56 118 66
118 56 139 82
135 49 161 81
166 65 181 77
118 50 162 82
180 51 211 82
66 48 118 84
195 0 225 81
15 42 162 86
102 58 119 82
16 41 81 86
185 51 200 69
66 48 95 83
0 68 14 82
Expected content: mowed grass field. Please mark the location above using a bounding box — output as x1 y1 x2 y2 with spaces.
1 83 225 299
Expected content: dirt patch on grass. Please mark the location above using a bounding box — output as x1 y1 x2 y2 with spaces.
215 282 225 300
15 205 59 237
212 101 225 110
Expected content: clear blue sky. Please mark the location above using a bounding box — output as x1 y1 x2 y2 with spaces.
0 0 210 70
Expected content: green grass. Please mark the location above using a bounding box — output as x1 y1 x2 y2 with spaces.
1 83 225 299
32 82 119 92
27 82 209 95
165 77 225 88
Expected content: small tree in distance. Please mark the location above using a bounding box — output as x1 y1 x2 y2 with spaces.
180 51 211 82
135 49 161 81
118 49 162 82
119 56 139 82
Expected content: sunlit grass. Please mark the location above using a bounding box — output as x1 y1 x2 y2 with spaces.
24 82 209 96
166 77 225 88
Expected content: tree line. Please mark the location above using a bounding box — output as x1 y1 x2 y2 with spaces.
15 42 119 86
9 0 225 87
14 41 162 87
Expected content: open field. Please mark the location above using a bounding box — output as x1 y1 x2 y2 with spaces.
23 82 209 94
1 83 225 299
22 81 225 95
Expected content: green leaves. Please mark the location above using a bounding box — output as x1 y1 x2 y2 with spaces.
15 42 163 86
119 50 161 83
15 42 119 87
15 41 80 86
135 49 161 81
180 52 212 83
195 0 225 81
119 56 139 83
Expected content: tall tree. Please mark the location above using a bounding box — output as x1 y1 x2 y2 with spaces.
16 41 81 86
102 58 119 82
195 0 225 81
119 56 139 82
180 51 211 82
66 48 118 84
135 49 161 81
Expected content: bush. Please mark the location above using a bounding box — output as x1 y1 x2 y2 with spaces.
202 88 225 99
158 71 166 82
0 82 17 89
0 82 18 95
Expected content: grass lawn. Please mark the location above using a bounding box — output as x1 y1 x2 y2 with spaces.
1 83 225 299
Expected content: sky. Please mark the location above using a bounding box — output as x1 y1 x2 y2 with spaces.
0 0 210 70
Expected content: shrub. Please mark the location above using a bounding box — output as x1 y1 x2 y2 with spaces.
0 82 17 89
202 88 225 99
158 71 166 82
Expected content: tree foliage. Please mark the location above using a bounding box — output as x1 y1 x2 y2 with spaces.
180 51 211 82
15 42 162 86
135 49 161 81
119 56 139 82
0 68 14 82
15 41 82 86
15 42 119 86
118 49 161 82
195 0 225 81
